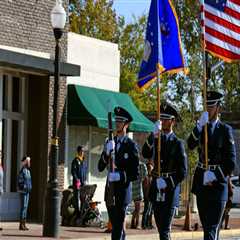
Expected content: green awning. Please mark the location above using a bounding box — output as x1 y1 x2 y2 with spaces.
67 84 153 132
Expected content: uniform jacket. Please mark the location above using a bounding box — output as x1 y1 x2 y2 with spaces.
98 136 140 206
142 132 187 207
71 156 87 187
187 121 236 201
18 166 32 193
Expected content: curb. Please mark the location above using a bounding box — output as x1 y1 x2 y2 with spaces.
69 229 240 240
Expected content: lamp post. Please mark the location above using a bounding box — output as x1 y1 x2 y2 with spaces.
43 0 66 238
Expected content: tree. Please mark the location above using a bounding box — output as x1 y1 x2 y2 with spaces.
69 0 120 43
117 15 163 112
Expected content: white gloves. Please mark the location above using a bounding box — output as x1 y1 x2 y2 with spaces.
108 172 120 182
203 170 217 185
153 120 162 136
106 140 115 156
156 177 167 190
197 111 209 131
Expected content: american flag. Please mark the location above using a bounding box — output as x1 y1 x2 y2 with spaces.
201 0 240 62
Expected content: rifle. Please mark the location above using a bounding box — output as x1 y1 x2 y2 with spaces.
105 103 115 206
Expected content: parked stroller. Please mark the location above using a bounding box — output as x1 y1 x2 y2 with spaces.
61 184 104 228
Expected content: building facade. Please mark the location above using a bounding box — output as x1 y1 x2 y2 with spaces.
0 0 80 221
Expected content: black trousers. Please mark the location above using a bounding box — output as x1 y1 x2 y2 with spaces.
107 204 127 240
197 197 226 240
153 201 176 240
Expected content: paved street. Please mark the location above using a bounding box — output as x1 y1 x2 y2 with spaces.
0 208 240 240
181 238 240 240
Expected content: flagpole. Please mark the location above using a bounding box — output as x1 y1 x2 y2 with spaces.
203 50 208 169
156 64 161 176
202 0 209 169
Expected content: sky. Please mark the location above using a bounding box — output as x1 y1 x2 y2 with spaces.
112 0 151 23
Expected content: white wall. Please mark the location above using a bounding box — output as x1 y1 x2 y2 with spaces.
66 33 121 215
67 32 120 92
65 125 108 213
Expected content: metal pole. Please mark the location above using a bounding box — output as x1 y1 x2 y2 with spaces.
203 51 208 169
43 28 62 238
202 0 209 169
156 64 161 176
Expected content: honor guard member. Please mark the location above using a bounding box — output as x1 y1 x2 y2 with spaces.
98 106 140 240
142 103 187 240
187 91 236 240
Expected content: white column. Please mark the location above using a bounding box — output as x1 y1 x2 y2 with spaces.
0 72 3 160
4 74 12 192
64 125 69 189
88 125 92 184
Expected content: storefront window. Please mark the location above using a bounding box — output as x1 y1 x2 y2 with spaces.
67 126 90 186
90 127 107 182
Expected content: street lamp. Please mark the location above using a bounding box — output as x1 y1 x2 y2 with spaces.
43 0 66 238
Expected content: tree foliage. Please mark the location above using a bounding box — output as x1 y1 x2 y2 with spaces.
69 0 240 203
69 0 119 42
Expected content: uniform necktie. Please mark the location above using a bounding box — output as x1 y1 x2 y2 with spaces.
208 123 213 136
116 139 121 152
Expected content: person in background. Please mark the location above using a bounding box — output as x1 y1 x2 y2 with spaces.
18 156 32 231
131 160 148 229
142 161 154 229
71 145 87 218
0 157 3 231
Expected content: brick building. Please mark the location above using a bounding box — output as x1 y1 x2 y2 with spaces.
0 1 153 223
0 0 80 221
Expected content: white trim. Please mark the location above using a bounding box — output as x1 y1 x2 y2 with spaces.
64 125 69 189
170 176 175 188
0 45 50 59
1 72 28 192
0 72 3 158
8 75 12 112
218 166 225 179
2 111 24 121
88 125 92 184
160 113 175 119
5 119 12 192
23 76 28 155
18 120 24 170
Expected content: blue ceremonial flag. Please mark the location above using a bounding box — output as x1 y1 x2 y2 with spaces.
137 0 187 91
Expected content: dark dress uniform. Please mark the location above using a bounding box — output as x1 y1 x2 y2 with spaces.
98 107 140 240
142 104 187 240
187 91 236 240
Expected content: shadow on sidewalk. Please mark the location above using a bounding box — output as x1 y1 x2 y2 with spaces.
2 234 42 238
65 229 106 234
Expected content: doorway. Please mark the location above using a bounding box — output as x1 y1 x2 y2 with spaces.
0 72 28 220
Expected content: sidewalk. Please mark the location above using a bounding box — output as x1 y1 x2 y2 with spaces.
0 217 240 240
